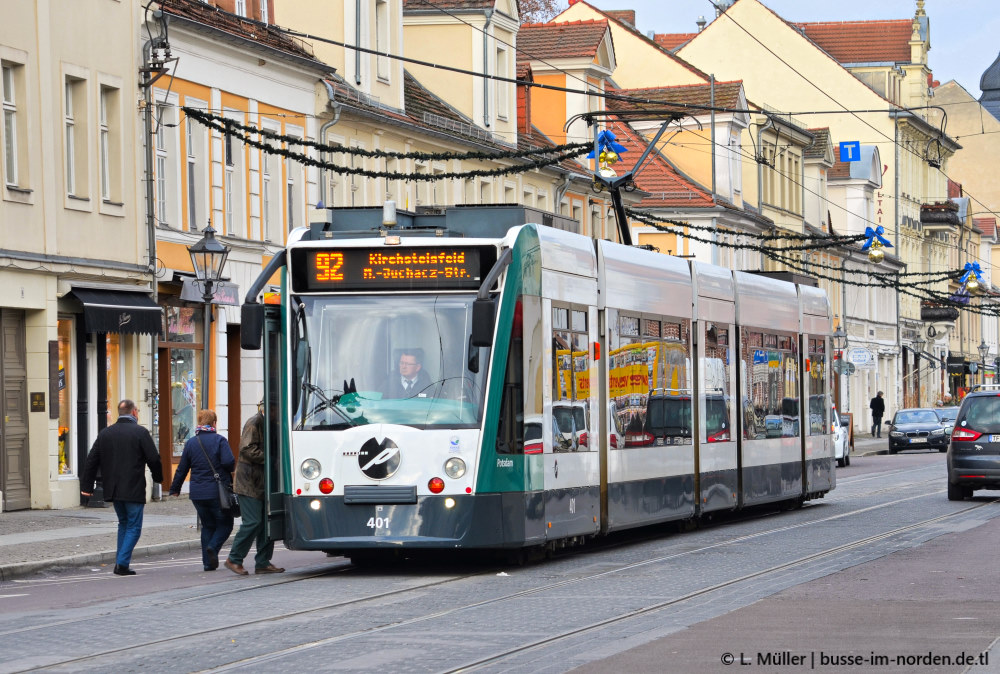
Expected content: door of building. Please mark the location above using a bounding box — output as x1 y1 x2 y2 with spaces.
1 309 30 511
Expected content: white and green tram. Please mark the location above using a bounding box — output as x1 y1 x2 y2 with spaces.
241 206 835 560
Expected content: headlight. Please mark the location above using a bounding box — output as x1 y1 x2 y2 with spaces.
931 428 945 436
889 431 904 437
300 458 321 480
444 457 466 479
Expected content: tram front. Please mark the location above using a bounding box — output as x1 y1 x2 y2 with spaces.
246 230 515 556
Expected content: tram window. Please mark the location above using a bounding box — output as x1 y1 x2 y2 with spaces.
702 322 732 443
808 337 829 436
552 303 592 452
741 330 799 439
610 311 691 448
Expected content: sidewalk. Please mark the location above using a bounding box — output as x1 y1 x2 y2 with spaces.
0 496 205 582
0 440 891 583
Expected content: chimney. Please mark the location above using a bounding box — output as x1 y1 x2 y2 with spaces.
517 64 533 137
696 15 706 32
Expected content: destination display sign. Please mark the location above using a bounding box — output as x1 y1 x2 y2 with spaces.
290 246 495 292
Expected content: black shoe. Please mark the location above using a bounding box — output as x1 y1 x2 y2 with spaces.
206 547 219 570
113 564 136 576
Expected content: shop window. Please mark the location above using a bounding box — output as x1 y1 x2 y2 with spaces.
57 318 74 476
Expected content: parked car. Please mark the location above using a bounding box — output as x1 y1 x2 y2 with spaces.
947 391 1000 500
887 408 949 454
833 407 850 467
935 406 960 437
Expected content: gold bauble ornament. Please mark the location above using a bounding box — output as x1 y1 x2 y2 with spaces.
966 278 980 294
598 150 607 163
605 151 619 165
868 245 884 264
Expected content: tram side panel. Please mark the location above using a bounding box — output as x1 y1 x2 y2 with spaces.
598 241 697 531
691 261 739 515
734 272 804 506
538 247 602 541
800 285 835 496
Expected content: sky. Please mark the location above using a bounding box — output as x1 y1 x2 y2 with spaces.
578 0 1000 98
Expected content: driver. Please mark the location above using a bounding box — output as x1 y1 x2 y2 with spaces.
382 349 432 399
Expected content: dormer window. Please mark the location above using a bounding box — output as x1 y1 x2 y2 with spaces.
376 0 390 81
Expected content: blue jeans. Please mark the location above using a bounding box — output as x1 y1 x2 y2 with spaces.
112 500 145 568
192 498 234 569
227 495 274 570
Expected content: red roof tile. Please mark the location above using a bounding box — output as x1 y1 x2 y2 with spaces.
517 20 610 61
828 159 851 179
607 81 743 116
794 20 914 65
654 33 697 51
974 217 996 238
604 118 714 209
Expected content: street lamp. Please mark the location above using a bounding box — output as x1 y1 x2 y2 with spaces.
188 225 230 409
978 339 990 364
832 324 847 352
912 334 926 354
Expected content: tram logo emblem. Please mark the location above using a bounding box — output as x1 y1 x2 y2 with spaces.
358 437 401 480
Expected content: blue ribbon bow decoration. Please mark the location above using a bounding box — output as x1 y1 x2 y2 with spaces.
959 262 983 285
586 130 628 158
860 225 893 251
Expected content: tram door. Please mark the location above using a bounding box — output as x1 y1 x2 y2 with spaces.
263 306 286 540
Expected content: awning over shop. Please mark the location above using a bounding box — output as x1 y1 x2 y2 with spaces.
68 288 162 335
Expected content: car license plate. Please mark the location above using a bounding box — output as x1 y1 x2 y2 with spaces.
909 437 926 444
990 435 1000 443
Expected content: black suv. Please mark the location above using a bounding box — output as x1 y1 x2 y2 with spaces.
946 390 1000 500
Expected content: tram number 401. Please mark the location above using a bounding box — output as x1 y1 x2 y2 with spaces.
367 517 389 529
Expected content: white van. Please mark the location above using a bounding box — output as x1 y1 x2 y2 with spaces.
833 406 850 467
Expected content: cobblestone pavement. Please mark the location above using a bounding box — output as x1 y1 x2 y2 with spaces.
0 497 204 580
2 452 996 673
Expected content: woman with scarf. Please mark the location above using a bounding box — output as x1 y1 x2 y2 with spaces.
169 409 236 571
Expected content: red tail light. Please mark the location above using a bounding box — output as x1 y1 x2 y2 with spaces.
524 441 543 454
578 432 588 447
951 427 982 442
609 433 619 448
625 432 655 447
428 477 445 493
707 429 731 443
319 478 334 494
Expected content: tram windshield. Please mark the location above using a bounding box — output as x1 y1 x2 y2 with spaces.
291 294 490 430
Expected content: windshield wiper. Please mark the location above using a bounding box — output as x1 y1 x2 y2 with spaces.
299 382 360 428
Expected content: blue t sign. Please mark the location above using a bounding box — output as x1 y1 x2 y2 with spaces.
839 141 861 162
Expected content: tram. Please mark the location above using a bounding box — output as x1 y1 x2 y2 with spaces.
241 205 835 559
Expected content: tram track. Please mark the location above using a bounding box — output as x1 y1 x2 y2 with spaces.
444 497 1000 673
15 490 995 673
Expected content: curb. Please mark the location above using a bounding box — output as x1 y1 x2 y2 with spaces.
0 539 203 582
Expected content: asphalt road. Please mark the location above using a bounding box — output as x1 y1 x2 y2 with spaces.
1 451 997 673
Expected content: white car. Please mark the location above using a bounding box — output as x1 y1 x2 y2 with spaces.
833 407 850 467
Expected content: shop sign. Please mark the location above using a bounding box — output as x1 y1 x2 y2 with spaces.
846 347 875 369
180 279 241 306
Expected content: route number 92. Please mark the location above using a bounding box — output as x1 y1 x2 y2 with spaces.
367 517 389 529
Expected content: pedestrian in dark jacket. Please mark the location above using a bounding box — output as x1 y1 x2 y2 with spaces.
870 391 886 438
168 409 235 571
81 399 163 576
225 403 284 576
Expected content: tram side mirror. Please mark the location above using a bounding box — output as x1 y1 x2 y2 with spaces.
471 298 496 347
241 303 264 350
